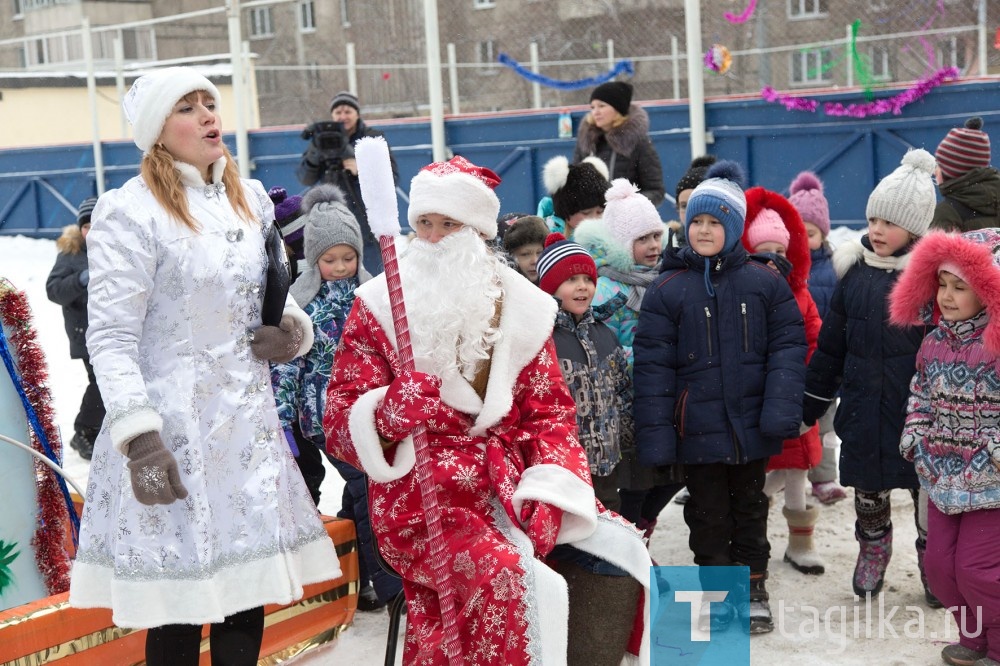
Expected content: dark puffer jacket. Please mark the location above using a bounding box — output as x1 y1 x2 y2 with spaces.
573 105 665 206
804 236 927 491
633 244 807 466
46 224 90 359
930 166 1000 233
808 244 837 320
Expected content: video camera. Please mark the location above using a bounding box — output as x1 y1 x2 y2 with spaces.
301 121 352 157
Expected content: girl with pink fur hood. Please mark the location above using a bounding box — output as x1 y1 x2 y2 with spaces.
890 228 1000 666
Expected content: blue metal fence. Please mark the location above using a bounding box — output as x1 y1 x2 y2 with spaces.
3 78 998 237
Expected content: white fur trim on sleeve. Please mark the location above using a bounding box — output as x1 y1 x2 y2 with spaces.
111 407 163 455
347 385 416 482
511 464 598 543
282 295 314 359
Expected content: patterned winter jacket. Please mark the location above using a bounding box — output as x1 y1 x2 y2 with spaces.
552 307 632 476
890 228 1000 514
573 105 665 206
900 314 1000 513
272 277 359 439
633 244 807 466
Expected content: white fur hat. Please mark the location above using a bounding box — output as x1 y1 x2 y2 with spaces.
122 67 222 153
407 156 501 239
602 178 663 250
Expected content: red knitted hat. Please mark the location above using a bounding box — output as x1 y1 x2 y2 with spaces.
935 117 991 182
535 233 597 295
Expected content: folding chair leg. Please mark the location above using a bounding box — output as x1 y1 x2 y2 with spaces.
384 591 407 666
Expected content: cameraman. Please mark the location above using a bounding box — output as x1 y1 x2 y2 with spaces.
296 91 398 275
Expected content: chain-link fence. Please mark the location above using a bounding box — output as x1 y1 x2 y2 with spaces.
0 0 994 134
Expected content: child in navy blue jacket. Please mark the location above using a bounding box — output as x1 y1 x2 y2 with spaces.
633 161 807 634
787 171 848 506
802 150 938 605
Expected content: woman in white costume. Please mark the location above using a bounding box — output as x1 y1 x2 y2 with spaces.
68 67 341 666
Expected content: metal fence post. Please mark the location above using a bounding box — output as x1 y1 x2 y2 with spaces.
81 18 105 196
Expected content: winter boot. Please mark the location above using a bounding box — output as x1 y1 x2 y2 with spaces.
69 428 96 460
811 480 847 505
783 505 825 575
743 570 774 634
698 596 736 633
941 643 987 666
555 560 642 666
916 539 944 608
853 524 892 597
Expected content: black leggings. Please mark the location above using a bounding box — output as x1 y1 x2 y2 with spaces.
145 606 265 666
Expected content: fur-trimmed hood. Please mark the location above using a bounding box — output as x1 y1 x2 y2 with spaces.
576 104 650 158
573 216 668 273
742 187 810 291
889 228 1000 353
56 223 85 254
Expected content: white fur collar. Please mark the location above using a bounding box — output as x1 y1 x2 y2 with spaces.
354 265 557 435
832 239 910 278
174 156 227 188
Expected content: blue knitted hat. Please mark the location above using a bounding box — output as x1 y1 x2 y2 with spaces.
684 160 747 255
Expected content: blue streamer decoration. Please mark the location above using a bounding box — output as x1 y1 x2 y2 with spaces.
0 324 81 546
497 53 634 90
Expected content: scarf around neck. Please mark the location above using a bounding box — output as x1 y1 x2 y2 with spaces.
598 263 660 310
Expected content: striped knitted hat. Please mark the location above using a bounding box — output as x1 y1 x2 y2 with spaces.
77 196 98 227
536 232 597 295
935 117 991 182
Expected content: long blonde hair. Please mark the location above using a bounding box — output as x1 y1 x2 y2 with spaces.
140 142 256 231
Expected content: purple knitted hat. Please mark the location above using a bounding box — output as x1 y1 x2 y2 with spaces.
787 172 831 237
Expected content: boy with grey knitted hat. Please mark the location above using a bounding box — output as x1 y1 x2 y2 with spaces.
270 182 398 610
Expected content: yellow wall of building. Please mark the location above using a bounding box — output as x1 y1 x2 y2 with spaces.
0 82 255 149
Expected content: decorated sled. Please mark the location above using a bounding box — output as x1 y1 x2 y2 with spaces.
0 280 359 665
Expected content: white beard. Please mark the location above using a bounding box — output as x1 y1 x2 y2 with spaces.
399 227 504 380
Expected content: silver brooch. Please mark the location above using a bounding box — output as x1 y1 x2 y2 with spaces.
204 182 226 199
226 228 244 242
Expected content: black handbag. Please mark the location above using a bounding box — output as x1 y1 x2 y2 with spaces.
261 223 291 327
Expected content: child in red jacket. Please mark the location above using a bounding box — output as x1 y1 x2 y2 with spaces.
743 187 825 575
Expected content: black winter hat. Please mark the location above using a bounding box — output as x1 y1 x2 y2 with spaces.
543 155 611 222
503 215 549 254
77 196 98 227
590 81 633 116
675 155 718 201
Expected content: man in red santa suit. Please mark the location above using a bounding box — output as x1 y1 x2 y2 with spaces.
323 156 652 665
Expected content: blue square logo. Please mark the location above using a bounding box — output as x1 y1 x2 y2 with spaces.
650 565 751 665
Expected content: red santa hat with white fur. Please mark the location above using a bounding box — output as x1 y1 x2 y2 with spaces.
407 156 501 239
889 228 1000 353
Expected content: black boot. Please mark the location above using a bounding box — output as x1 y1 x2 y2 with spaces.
744 570 774 635
69 428 96 460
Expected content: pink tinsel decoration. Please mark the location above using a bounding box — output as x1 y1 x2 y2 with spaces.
725 0 758 24
823 67 959 118
761 86 818 113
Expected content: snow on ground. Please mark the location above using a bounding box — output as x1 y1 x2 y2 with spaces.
2 230 957 665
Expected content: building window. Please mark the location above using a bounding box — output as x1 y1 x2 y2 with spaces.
340 0 350 27
249 7 274 39
299 0 315 33
790 48 833 85
307 61 322 87
868 46 890 80
474 0 496 8
788 0 827 19
477 39 496 72
12 0 22 17
868 0 889 9
938 36 966 70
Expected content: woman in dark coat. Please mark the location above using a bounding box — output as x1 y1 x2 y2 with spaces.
573 81 665 207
